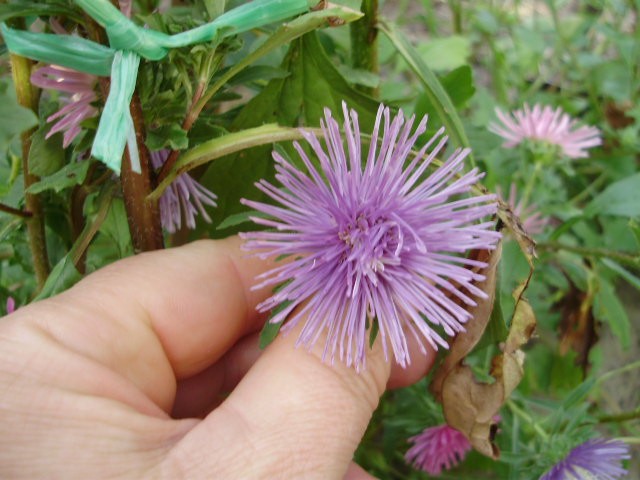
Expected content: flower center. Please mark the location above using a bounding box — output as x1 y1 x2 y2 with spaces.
338 213 403 295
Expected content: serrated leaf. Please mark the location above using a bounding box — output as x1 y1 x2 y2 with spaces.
26 160 91 194
146 124 189 151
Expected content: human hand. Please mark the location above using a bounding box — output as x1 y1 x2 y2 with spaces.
0 237 435 479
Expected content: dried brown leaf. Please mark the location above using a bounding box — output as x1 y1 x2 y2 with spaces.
440 286 536 459
431 243 502 399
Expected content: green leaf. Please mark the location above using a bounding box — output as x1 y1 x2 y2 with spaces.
146 124 189 151
26 160 91 194
629 219 640 249
561 377 597 411
0 82 38 153
584 173 640 218
378 20 473 163
216 210 267 230
33 254 82 301
369 319 379 348
28 125 65 177
196 3 364 109
150 124 304 199
190 31 380 239
98 198 133 257
416 35 471 72
593 277 631 349
601 258 640 292
259 299 291 349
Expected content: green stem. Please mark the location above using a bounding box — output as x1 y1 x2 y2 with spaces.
617 436 640 445
9 52 50 292
520 161 543 210
537 242 639 268
350 0 378 97
597 360 640 385
448 0 463 34
598 407 640 424
506 399 549 441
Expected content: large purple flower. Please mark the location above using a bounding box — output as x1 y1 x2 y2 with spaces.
405 424 472 476
541 438 630 480
489 104 601 159
150 150 217 233
30 65 98 148
241 103 500 369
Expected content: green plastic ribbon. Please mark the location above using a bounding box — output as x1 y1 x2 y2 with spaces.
2 0 308 174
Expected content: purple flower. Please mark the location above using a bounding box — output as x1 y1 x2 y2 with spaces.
30 65 98 148
241 103 500 369
489 104 601 159
405 424 472 476
497 183 547 235
150 150 217 233
541 438 630 480
5 297 16 315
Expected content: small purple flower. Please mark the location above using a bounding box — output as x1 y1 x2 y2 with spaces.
30 65 98 148
498 183 547 235
241 103 500 369
541 438 630 480
489 104 601 159
150 150 217 233
405 424 472 476
5 297 16 315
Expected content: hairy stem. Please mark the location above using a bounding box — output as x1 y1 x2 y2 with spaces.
350 0 379 97
121 95 164 252
9 53 50 291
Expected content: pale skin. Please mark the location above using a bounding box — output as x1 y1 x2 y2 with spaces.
0 237 435 479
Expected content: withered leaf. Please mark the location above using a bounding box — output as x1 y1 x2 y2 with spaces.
439 284 536 459
431 242 502 399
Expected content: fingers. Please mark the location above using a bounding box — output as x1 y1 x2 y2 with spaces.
11 237 273 413
172 332 262 419
164 324 392 479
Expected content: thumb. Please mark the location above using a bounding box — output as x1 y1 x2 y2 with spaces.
166 326 391 479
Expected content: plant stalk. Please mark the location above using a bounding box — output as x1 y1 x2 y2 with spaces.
350 0 379 97
9 53 50 291
121 94 164 252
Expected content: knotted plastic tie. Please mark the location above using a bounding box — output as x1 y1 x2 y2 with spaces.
2 0 308 174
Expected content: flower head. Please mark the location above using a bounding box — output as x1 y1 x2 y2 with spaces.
241 103 500 369
30 65 98 148
405 424 471 476
497 183 547 235
489 104 601 159
541 438 630 480
150 150 217 233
